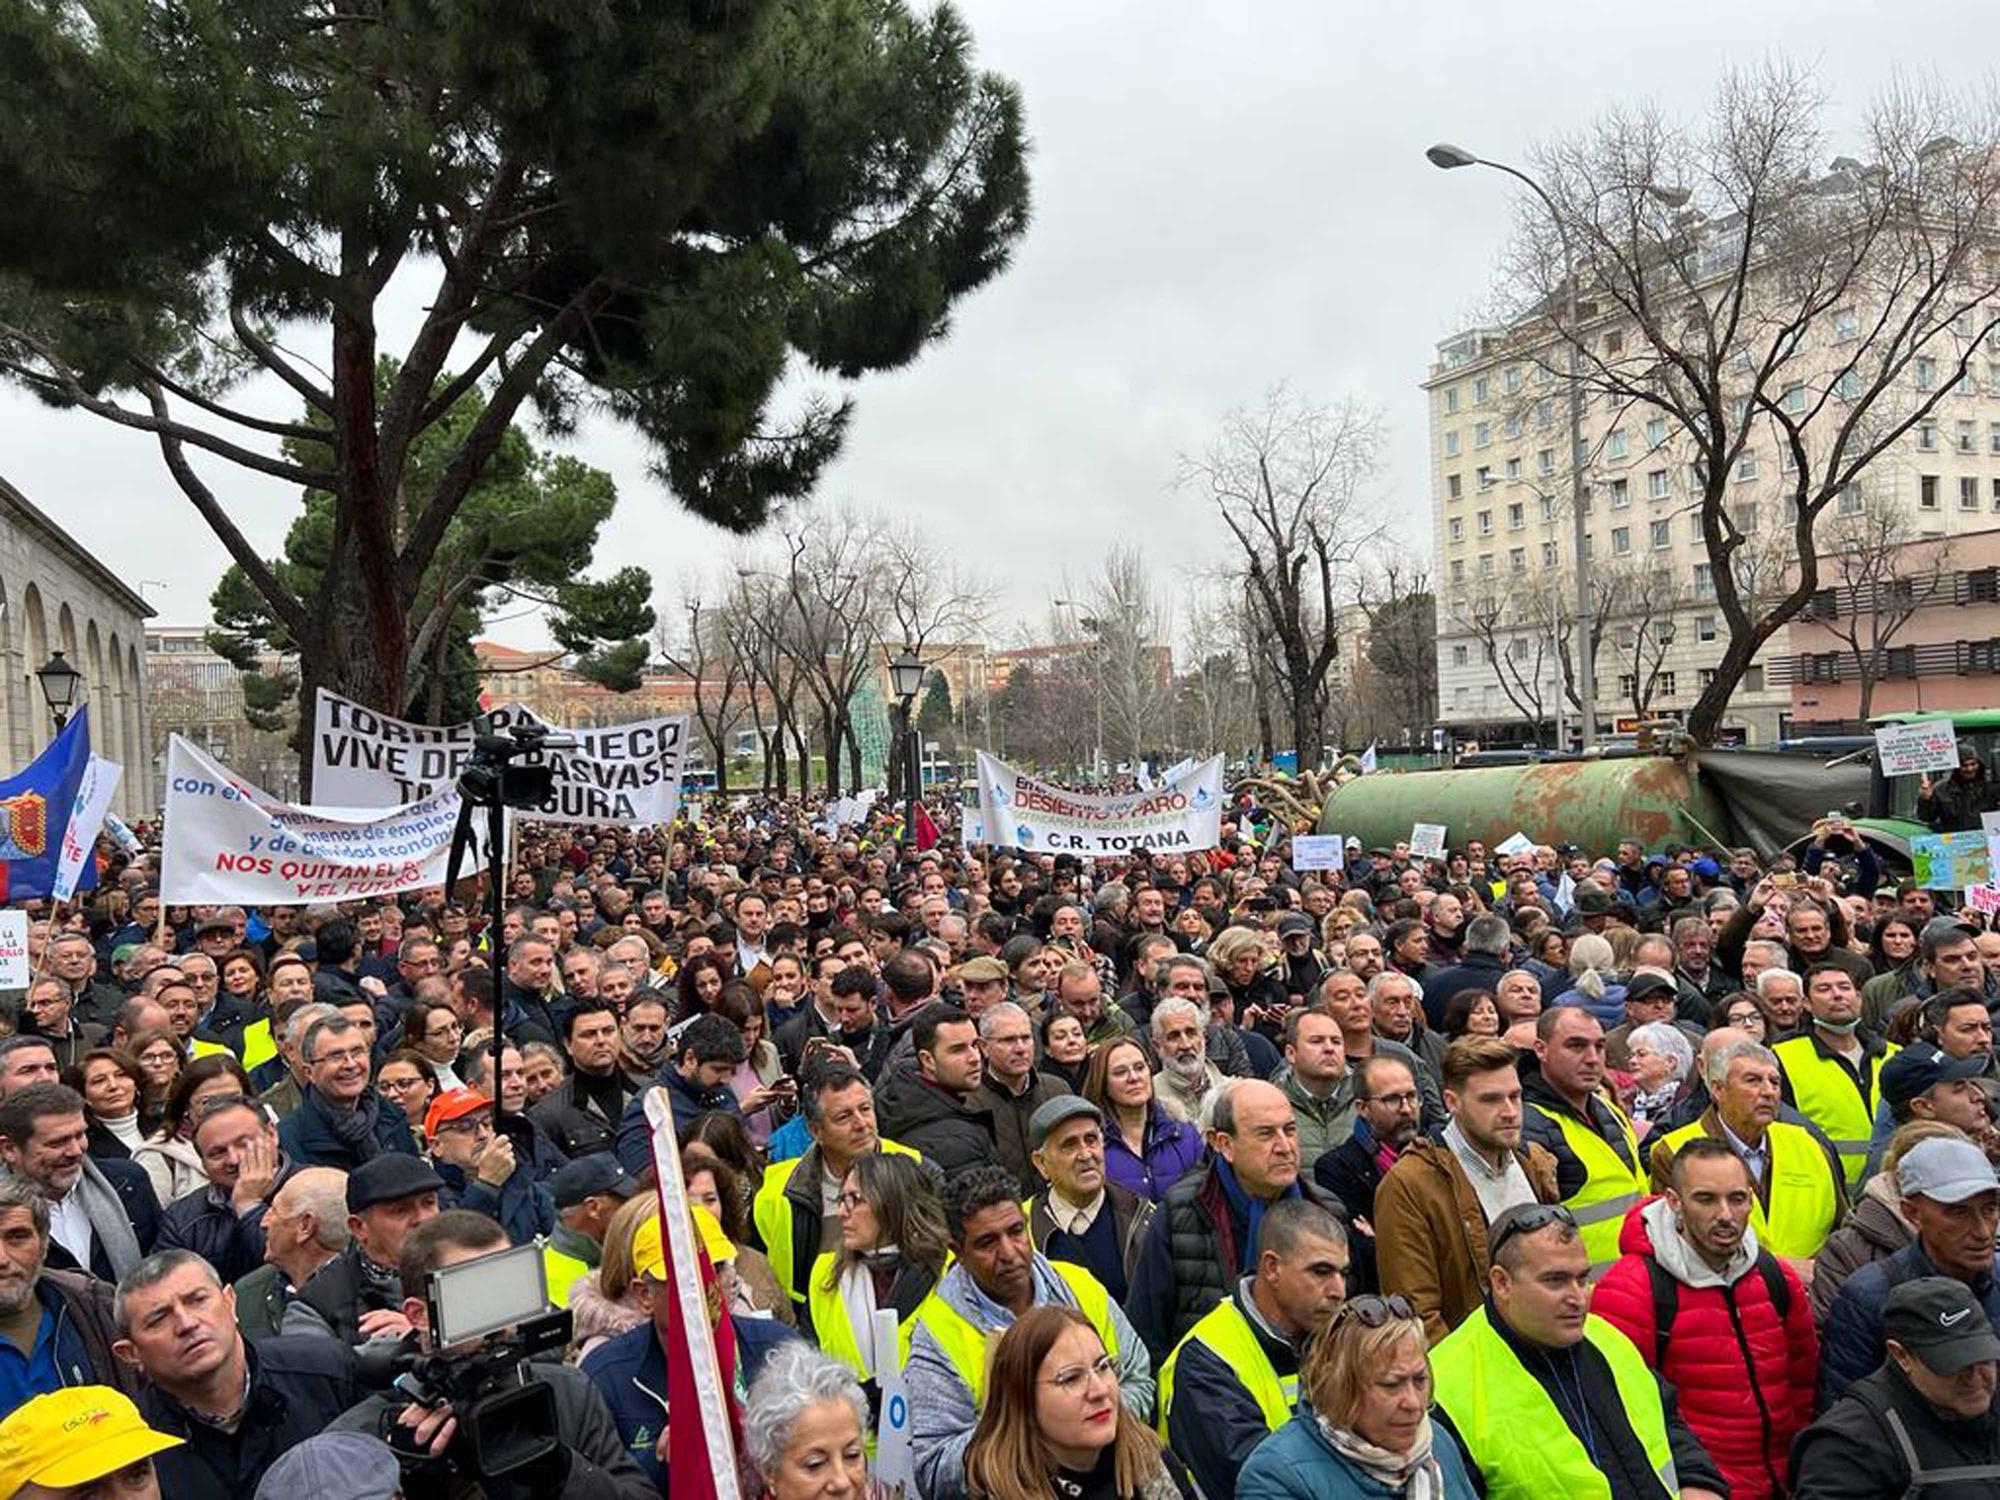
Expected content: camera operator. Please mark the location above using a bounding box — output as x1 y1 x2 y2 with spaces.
330 1210 651 1500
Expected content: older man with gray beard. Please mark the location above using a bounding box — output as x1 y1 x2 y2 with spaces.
1151 998 1225 1125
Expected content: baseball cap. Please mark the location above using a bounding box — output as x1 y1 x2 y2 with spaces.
633 1207 735 1280
1884 1276 2000 1373
0 1387 182 1497
1920 915 1981 958
1574 887 1616 917
551 1155 640 1211
346 1153 445 1213
956 956 1008 984
1344 836 1362 850
423 1088 493 1138
1880 1042 1989 1113
1622 972 1679 1007
1896 1136 2000 1204
1030 1095 1103 1150
253 1433 402 1500
1276 913 1315 938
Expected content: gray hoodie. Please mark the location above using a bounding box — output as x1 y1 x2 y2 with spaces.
1640 1193 1760 1289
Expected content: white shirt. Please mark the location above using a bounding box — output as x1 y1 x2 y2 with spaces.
1044 1188 1107 1236
1443 1120 1537 1224
48 1189 93 1271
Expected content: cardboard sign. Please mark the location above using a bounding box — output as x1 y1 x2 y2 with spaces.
1495 831 1535 857
0 911 27 990
1875 721 1961 776
1966 884 2000 916
1411 823 1448 860
1292 835 1345 871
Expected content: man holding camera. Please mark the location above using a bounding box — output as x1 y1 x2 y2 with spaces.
330 1210 651 1500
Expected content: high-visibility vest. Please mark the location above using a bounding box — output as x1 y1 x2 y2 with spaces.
1775 1035 1898 1187
911 1261 1117 1410
807 1251 920 1379
543 1241 590 1309
751 1139 922 1304
1543 1103 1648 1275
1156 1295 1295 1440
190 1018 277 1072
1659 1118 1841 1259
1432 1308 1678 1500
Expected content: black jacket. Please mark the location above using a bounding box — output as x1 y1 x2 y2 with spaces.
968 1071 1072 1194
154 1159 298 1286
1519 1074 1645 1203
41 1159 159 1283
1419 951 1509 1031
1917 768 2000 834
140 1336 363 1500
530 1070 640 1159
1163 1281 1303 1500
1792 1360 2000 1498
292 1242 403 1346
274 1086 418 1170
1314 1131 1394 1293
873 1070 999 1181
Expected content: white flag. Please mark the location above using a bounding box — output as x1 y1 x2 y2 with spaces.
51 756 121 902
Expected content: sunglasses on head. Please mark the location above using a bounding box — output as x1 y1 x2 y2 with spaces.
1486 1203 1578 1262
1333 1294 1418 1330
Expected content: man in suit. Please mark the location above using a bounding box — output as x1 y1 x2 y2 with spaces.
0 1083 158 1282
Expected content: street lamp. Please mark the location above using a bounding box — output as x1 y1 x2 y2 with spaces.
888 647 925 834
34 651 83 732
1427 144 1689 750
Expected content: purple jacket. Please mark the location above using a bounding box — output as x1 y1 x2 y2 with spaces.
1103 1105 1206 1203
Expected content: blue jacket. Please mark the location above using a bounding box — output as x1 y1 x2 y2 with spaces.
1238 1411 1479 1500
275 1087 418 1169
434 1160 555 1246
579 1315 797 1493
1102 1104 1205 1204
1820 1237 2000 1408
614 1071 741 1177
1550 980 1628 1028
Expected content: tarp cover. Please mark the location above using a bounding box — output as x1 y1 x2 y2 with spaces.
1693 750 1873 860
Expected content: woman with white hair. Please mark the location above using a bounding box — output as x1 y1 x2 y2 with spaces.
1624 1020 1696 1135
742 1343 879 1500
1549 932 1626 1027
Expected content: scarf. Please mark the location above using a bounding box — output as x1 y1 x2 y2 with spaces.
1353 1117 1401 1178
836 1258 888 1377
317 1088 383 1160
1215 1157 1301 1274
72 1159 143 1279
1316 1413 1443 1500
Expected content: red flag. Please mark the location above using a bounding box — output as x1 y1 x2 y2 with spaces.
913 799 939 851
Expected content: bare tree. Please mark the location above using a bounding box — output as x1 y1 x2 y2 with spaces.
1811 500 1956 717
1596 561 1686 720
1180 389 1386 766
778 510 890 797
880 521 996 658
657 580 751 794
1451 579 1560 730
723 570 810 796
1078 547 1175 768
1353 561 1439 746
1498 62 2000 741
1178 571 1258 758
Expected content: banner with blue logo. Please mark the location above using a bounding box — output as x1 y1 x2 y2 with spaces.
972 749 1224 855
0 708 93 902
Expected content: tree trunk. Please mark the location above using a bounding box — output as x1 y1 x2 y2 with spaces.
821 710 841 798
791 721 812 795
769 720 788 797
711 727 731 795
846 719 863 792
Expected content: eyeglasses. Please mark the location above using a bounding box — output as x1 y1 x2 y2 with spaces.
1042 1354 1117 1394
1332 1294 1418 1330
1361 1090 1421 1111
1485 1203 1578 1263
835 1192 867 1212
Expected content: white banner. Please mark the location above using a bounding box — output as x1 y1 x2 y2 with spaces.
0 911 27 990
51 755 121 902
1410 822 1449 859
874 1307 914 1495
161 737 461 905
310 689 690 826
974 751 1224 855
1875 720 1960 776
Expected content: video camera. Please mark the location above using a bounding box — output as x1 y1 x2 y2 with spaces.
457 718 579 813
359 1244 574 1493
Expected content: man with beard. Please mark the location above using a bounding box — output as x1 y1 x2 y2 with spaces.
1314 1055 1424 1292
1150 998 1224 1124
0 1173 131 1401
616 992 671 1078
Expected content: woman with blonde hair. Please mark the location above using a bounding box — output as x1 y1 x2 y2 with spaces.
964 1305 1194 1500
1238 1294 1476 1499
1549 931 1626 1027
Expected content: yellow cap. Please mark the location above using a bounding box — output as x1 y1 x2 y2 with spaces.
632 1206 736 1281
0 1387 182 1496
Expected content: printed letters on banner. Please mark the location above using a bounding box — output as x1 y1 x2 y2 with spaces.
974 751 1224 855
310 689 689 825
162 737 460 905
1875 721 1960 777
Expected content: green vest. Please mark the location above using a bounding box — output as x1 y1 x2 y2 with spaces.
912 1261 1116 1410
1659 1117 1840 1260
543 1242 590 1309
1432 1308 1676 1500
751 1139 922 1305
1774 1035 1897 1186
1545 1104 1648 1274
1156 1295 1295 1440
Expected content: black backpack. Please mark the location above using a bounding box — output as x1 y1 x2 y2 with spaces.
1643 1249 1792 1366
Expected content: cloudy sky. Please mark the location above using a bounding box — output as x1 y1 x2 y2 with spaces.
0 0 1987 651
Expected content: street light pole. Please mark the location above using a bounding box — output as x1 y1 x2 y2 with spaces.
34 651 83 733
887 647 926 841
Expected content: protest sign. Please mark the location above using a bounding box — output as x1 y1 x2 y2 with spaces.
0 911 26 990
1875 720 1960 776
1968 884 2000 916
311 689 689 825
974 752 1224 855
162 737 460 904
51 756 121 903
1495 831 1535 858
874 1308 914 1498
1292 835 1345 871
1912 831 1991 891
1410 823 1449 860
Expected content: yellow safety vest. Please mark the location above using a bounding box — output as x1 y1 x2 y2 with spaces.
752 1139 922 1305
190 1017 277 1072
1432 1308 1677 1500
911 1261 1117 1410
1774 1035 1898 1187
1544 1104 1648 1275
1156 1295 1296 1440
1660 1118 1841 1260
807 1251 921 1379
543 1242 590 1309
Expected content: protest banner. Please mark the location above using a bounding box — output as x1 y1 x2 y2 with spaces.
1968 884 2000 916
974 752 1224 855
0 911 27 990
1411 822 1449 860
1912 831 1990 891
1875 720 1960 776
161 737 460 905
874 1308 914 1498
1291 834 1345 871
310 689 690 825
51 756 121 903
1495 831 1535 858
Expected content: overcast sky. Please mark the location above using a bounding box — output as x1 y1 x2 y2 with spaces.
0 0 1988 652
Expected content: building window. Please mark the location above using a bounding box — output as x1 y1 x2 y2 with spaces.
1646 417 1667 450
1583 534 1595 559
1922 474 1941 510
1916 356 1937 392
1477 509 1493 535
1542 541 1559 567
1508 502 1525 529
1616 625 1637 650
1535 398 1555 428
1783 382 1806 414
1731 396 1751 427
1509 547 1526 574
1647 469 1670 500
1605 329 1625 356
1448 518 1464 542
1657 672 1676 699
1451 560 1465 583
1694 563 1715 599
1696 615 1717 642
1743 666 1764 692
1838 483 1864 515
1444 430 1461 457
1610 478 1631 508
1835 368 1861 400
1833 307 1859 341
1538 448 1556 477
1737 451 1759 480
1540 496 1556 522
1964 476 1982 511
1689 511 1704 538
1611 526 1631 555
1444 386 1460 414
1734 502 1759 535
1651 519 1671 549
1474 422 1492 448
1960 420 1979 454
1447 474 1463 500
1478 554 1494 577
1505 457 1523 483
1503 365 1523 395
1992 477 2000 511
1477 466 1495 490
1687 462 1706 492
1503 414 1523 440
1698 667 1718 689
1452 644 1469 667
1474 375 1490 404
1918 421 1938 451
1618 672 1637 699
1607 429 1628 460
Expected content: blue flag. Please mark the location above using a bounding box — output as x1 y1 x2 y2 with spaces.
0 707 92 903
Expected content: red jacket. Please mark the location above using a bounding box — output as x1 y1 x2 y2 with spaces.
1593 1196 1817 1500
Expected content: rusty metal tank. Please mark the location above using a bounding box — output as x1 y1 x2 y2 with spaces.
1315 753 1730 853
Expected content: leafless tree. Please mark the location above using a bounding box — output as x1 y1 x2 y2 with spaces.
1498 62 2000 741
1811 499 1956 717
1180 388 1386 766
778 509 891 797
1353 560 1439 745
656 578 752 794
1177 571 1258 758
1072 547 1175 768
723 569 811 796
879 521 996 658
1451 579 1561 730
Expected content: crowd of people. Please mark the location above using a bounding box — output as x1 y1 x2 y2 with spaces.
3 792 2000 1498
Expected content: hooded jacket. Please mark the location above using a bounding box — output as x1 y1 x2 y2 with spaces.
872 1069 999 1181
1592 1196 1816 1500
